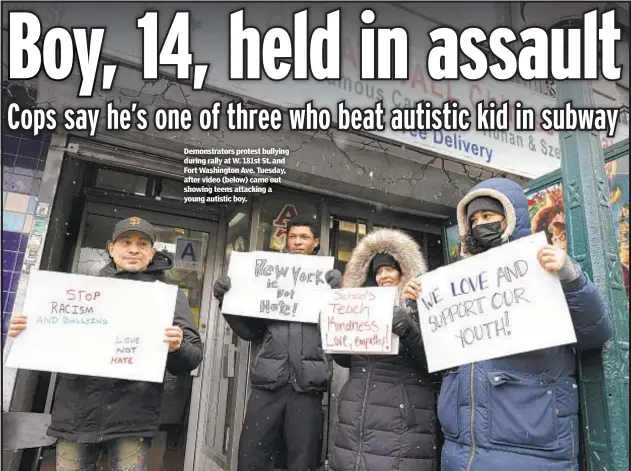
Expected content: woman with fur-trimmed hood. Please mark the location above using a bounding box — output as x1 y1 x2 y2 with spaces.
327 228 439 471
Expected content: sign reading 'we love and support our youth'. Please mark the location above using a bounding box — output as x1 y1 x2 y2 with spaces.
5 270 178 382
416 231 577 373
221 251 335 323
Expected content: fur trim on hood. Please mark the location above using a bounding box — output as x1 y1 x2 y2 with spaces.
343 228 427 298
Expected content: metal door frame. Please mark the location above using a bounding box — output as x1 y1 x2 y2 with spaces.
185 207 227 471
192 202 255 471
70 197 223 471
192 206 233 471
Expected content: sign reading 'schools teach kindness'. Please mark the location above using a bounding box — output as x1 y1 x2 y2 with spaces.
319 287 399 355
221 251 334 323
5 270 178 383
418 232 577 373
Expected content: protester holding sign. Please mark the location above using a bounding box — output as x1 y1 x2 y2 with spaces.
327 228 440 471
213 216 342 471
7 217 203 471
433 178 612 471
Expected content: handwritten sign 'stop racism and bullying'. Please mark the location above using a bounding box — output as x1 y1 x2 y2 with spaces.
221 251 335 323
5 270 178 383
416 232 577 373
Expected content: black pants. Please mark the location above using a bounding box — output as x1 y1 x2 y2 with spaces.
237 385 323 471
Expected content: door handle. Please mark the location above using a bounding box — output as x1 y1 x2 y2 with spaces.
222 344 236 378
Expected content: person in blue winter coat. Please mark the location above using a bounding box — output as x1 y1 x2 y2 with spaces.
427 178 612 471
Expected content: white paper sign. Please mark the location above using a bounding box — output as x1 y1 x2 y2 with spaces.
417 232 577 373
320 287 400 355
221 251 335 323
5 270 178 382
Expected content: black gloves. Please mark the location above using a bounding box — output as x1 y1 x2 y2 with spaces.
325 269 343 289
392 305 427 367
214 270 340 303
392 306 415 337
213 276 231 301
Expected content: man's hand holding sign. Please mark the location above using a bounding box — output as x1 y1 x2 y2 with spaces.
164 326 184 352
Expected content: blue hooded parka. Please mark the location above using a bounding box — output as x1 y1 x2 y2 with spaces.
438 178 613 471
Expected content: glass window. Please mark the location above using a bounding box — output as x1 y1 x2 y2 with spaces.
525 153 629 303
95 168 147 195
256 198 320 252
425 232 445 270
225 211 250 265
445 224 461 264
607 155 629 302
157 178 186 201
329 217 367 272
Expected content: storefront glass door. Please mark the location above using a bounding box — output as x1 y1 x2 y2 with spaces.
193 204 251 471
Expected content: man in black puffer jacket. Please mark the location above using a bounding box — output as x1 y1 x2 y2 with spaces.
8 217 203 471
213 217 342 471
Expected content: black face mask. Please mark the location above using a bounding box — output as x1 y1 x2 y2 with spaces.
471 221 504 250
462 234 486 255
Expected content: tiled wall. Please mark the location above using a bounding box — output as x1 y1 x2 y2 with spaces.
2 84 52 346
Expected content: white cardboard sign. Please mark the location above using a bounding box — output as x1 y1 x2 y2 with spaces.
417 232 577 373
221 251 335 323
5 270 178 383
320 287 400 355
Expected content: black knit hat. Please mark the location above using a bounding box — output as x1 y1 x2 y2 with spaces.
466 196 505 223
370 253 401 278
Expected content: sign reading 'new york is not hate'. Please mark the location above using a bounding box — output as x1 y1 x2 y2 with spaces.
221 251 335 323
5 270 178 382
417 232 577 373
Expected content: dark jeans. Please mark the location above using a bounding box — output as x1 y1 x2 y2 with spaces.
55 438 151 471
237 385 323 471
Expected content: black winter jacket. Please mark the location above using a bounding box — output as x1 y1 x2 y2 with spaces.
221 251 332 393
328 229 440 471
47 252 203 443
